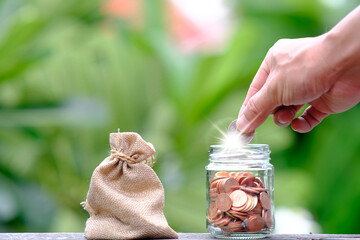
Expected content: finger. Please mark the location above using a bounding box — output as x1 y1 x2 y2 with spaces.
291 106 329 133
237 84 278 134
239 56 271 115
273 105 304 127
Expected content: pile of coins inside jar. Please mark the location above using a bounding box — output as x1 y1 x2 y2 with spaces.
207 171 272 233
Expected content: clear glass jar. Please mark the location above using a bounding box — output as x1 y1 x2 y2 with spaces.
206 144 274 239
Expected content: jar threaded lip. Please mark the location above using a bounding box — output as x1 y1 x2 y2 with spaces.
209 144 270 161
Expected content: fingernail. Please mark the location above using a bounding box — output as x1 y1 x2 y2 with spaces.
278 119 288 125
276 115 288 126
237 115 250 133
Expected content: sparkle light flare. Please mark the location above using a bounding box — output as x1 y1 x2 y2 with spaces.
211 121 247 152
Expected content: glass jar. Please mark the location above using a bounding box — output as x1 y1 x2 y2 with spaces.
206 144 274 239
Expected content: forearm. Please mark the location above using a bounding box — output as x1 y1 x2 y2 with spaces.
322 6 360 84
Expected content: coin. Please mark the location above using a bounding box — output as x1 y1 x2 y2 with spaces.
227 119 255 145
216 193 232 212
211 180 219 189
235 172 251 184
254 177 265 188
223 178 240 193
240 177 257 187
246 215 265 232
240 185 260 195
242 195 256 212
215 172 230 178
250 195 258 211
210 210 223 222
223 221 244 233
209 188 217 199
250 201 262 214
252 187 269 192
208 201 219 219
259 192 271 210
229 172 237 178
227 210 247 220
214 215 232 227
264 209 273 228
229 190 247 208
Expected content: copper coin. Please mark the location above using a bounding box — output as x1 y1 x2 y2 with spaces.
234 172 244 182
237 215 248 221
250 201 262 214
231 206 246 212
250 195 258 211
262 208 266 219
252 187 269 192
209 188 217 199
246 215 265 232
229 172 237 178
228 209 247 217
214 215 232 227
216 193 232 212
239 185 260 195
241 177 257 187
235 172 251 183
242 194 255 212
210 210 223 222
217 179 227 193
211 176 227 182
223 177 240 193
231 192 250 212
225 211 236 219
223 221 244 233
229 190 247 208
254 177 265 188
264 209 272 228
237 176 248 185
215 172 229 178
211 176 227 185
208 201 218 219
259 192 271 210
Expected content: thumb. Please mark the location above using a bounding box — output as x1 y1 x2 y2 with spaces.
237 86 277 133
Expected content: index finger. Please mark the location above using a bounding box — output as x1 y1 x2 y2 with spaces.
239 55 271 115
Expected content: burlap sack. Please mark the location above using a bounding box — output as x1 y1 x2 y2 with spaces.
83 132 178 239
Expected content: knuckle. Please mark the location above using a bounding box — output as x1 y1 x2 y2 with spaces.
274 38 290 47
246 97 262 117
266 81 281 105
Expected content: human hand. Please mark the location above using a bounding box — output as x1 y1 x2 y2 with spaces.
237 7 360 134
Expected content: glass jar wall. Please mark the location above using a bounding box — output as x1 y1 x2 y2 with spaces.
206 144 274 239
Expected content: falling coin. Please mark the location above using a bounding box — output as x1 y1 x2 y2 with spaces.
228 119 255 145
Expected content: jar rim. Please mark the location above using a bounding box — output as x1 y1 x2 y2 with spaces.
209 144 270 160
210 143 269 149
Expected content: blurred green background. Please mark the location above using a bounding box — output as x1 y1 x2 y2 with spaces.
0 0 359 234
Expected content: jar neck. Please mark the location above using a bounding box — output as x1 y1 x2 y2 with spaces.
209 144 270 163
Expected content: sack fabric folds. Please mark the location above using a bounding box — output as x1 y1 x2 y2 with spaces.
83 132 178 239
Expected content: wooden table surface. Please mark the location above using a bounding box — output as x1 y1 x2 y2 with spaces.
0 233 360 240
